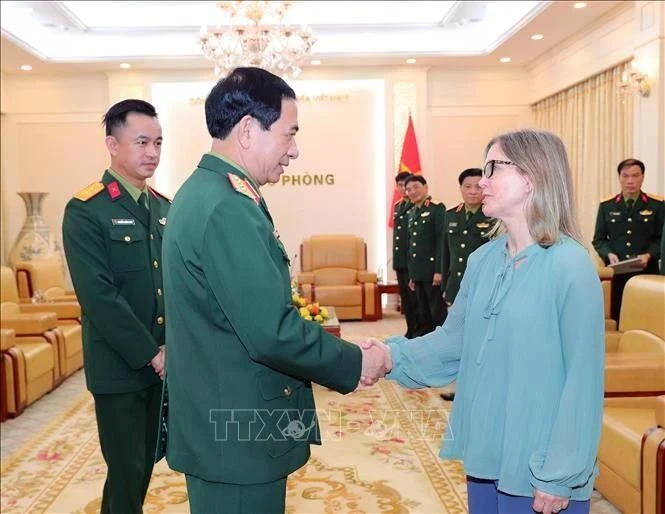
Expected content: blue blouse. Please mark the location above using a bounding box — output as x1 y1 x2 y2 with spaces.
385 235 604 500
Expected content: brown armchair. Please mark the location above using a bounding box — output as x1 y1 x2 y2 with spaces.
15 259 77 302
597 396 665 514
598 266 616 331
1 266 82 380
604 275 665 398
298 235 379 321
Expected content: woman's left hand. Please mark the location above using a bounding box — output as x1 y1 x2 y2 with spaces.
532 488 569 513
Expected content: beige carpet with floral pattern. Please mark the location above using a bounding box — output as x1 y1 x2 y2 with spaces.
1 379 469 514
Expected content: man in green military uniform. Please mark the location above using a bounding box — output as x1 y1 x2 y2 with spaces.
62 99 168 514
442 168 493 306
391 171 420 338
404 174 446 336
592 158 665 320
439 167 492 401
161 67 390 514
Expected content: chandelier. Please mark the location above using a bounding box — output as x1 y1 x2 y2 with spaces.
198 1 316 78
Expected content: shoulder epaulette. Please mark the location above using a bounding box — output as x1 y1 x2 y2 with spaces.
228 173 260 205
148 186 172 203
645 192 664 201
73 182 104 202
600 193 619 203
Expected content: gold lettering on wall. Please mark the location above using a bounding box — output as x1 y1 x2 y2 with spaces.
280 174 335 186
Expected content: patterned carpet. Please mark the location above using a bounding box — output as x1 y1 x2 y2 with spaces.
0 379 468 514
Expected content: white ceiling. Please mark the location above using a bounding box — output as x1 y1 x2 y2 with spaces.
0 0 625 74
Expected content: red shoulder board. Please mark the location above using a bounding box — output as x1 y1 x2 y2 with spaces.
107 181 122 200
149 186 172 203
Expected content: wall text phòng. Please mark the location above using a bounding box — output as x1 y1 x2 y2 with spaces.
280 174 335 186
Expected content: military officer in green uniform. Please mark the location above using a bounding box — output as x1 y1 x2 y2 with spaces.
161 67 390 514
592 158 665 320
442 168 493 306
62 99 169 514
391 171 420 338
404 174 446 336
439 167 493 401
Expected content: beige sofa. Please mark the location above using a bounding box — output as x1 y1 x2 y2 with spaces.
597 396 665 514
298 235 379 321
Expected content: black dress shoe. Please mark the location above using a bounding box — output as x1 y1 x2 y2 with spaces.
440 392 455 401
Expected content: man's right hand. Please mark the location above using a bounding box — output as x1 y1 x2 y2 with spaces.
150 347 166 380
356 338 392 386
608 253 619 265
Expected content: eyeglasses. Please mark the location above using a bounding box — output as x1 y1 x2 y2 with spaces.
483 159 515 179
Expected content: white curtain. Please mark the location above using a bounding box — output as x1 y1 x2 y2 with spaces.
532 62 633 247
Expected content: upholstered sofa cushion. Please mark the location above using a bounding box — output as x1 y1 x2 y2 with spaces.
619 275 665 338
19 341 55 383
313 268 357 286
315 286 362 307
600 406 656 491
605 330 665 394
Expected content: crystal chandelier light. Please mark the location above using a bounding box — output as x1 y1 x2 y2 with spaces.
198 1 316 78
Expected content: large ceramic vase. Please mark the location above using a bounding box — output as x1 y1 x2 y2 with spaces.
8 192 64 269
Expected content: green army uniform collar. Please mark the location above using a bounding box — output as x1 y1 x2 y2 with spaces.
465 204 481 215
208 151 262 193
101 170 150 227
198 153 273 225
414 195 432 208
107 168 148 204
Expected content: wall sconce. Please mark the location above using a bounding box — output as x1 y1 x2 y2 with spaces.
618 63 651 97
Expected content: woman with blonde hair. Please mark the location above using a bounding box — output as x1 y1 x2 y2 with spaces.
368 129 604 514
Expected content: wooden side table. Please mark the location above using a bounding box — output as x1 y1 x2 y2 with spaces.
377 282 400 320
321 306 340 337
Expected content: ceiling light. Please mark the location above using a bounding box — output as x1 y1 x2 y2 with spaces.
119 63 131 69
20 64 32 71
499 57 511 63
406 58 417 64
531 34 543 40
310 60 321 66
197 1 316 78
573 2 587 8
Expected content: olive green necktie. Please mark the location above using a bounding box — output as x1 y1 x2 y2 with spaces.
138 192 149 213
626 199 634 210
466 211 472 221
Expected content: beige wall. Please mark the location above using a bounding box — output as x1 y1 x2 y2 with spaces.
0 74 109 272
426 68 532 209
2 2 658 275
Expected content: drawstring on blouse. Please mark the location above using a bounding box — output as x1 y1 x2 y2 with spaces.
477 245 538 364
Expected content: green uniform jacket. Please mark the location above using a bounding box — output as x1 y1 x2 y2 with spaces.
62 171 169 394
392 199 414 271
162 154 362 485
592 191 665 273
406 197 446 282
442 204 493 304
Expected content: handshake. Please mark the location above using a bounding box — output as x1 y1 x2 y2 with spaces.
355 338 393 387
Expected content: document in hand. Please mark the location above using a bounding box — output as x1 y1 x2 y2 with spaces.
608 257 643 275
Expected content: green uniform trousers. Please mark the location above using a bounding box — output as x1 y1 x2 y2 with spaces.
93 382 162 514
185 474 287 514
414 281 446 336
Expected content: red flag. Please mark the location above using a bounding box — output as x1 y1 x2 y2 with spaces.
388 115 422 227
